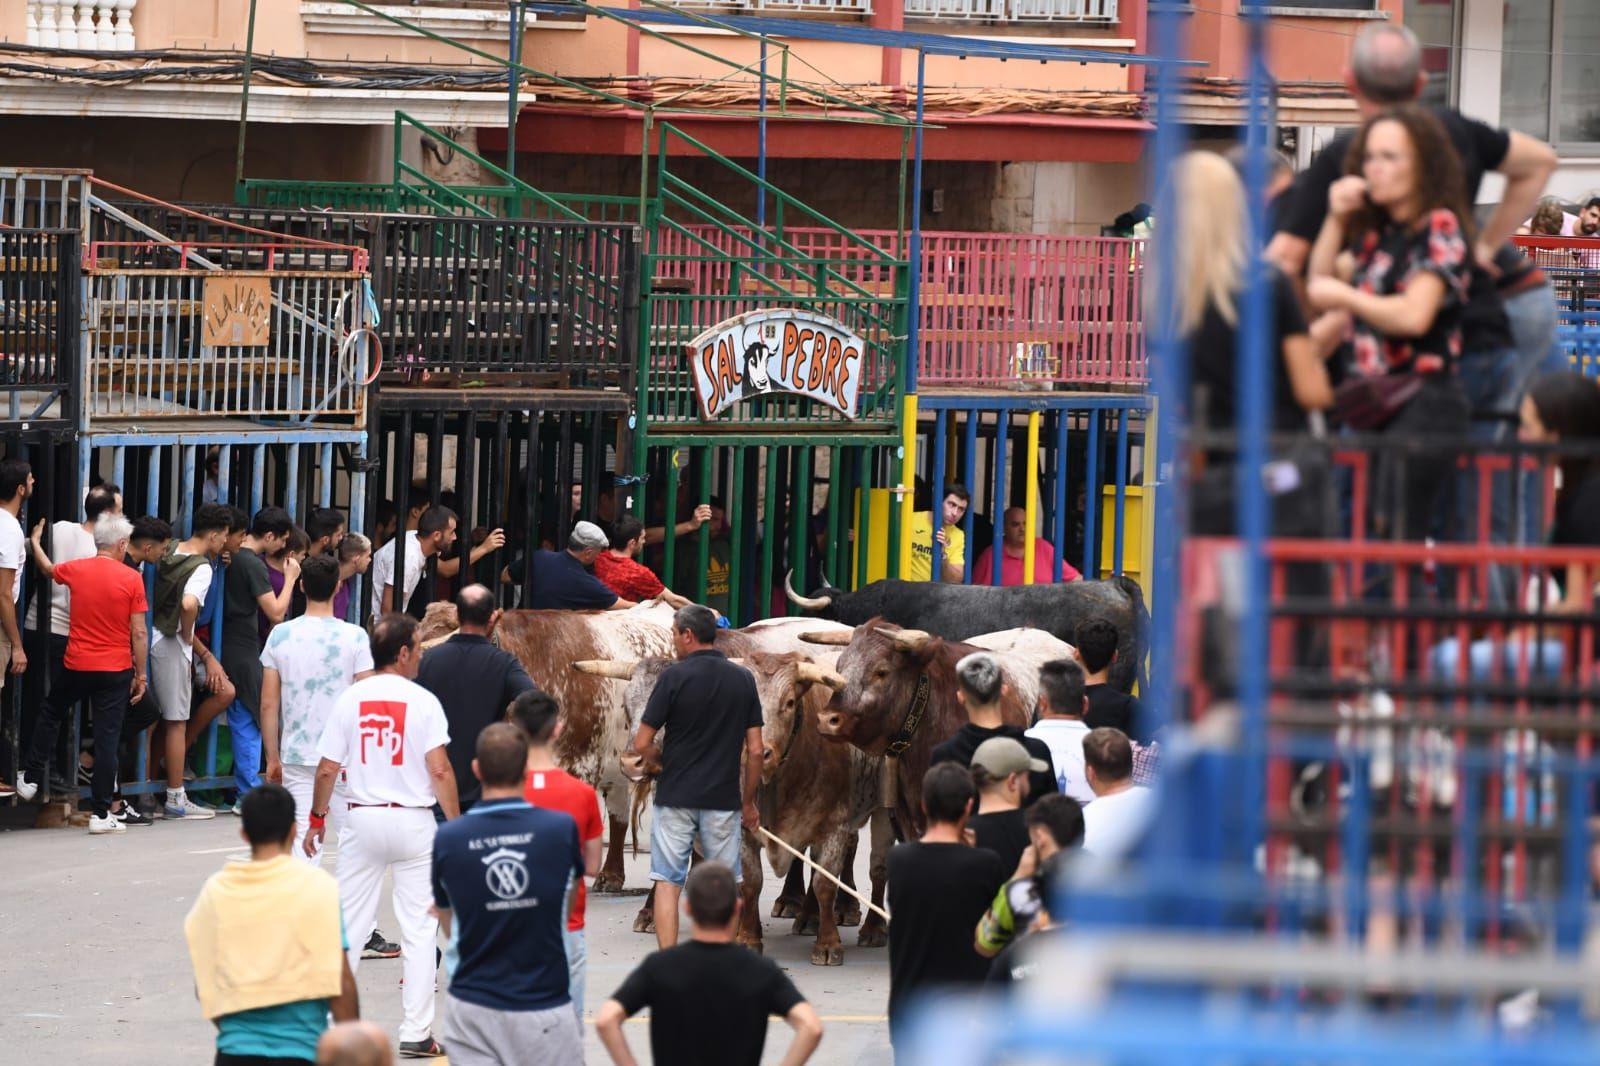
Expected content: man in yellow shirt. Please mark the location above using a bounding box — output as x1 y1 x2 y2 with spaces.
906 484 970 583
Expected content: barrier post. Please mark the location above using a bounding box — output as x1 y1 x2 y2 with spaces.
1023 410 1040 585
897 393 918 580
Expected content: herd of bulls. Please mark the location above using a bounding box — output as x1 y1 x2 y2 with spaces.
416 574 1150 967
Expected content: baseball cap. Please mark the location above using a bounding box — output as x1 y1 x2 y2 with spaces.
570 520 610 550
970 737 1047 778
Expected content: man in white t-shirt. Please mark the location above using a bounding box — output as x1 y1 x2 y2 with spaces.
1080 727 1155 859
368 506 457 624
151 503 234 821
0 459 30 796
1025 659 1095 806
261 554 374 864
305 612 460 1058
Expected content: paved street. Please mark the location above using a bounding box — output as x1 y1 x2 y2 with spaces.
4 813 893 1064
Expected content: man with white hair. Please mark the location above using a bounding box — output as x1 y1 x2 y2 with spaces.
16 513 149 834
506 521 638 611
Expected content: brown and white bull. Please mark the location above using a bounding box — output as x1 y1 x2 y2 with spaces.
418 600 675 892
804 620 1075 838
575 619 893 964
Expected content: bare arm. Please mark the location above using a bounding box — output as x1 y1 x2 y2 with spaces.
433 905 452 940
380 582 394 614
1282 334 1334 412
1312 273 1449 340
256 557 299 625
777 1002 824 1066
129 612 149 705
438 528 506 577
1479 131 1559 260
427 745 460 820
595 1000 638 1066
28 520 57 579
633 722 660 759
606 596 637 611
261 668 282 783
0 569 21 671
583 836 604 878
303 757 341 856
741 725 763 830
330 953 359 1022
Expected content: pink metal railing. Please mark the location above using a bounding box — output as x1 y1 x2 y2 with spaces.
652 225 1147 388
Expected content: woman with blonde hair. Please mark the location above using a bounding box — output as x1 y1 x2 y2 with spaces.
1153 150 1337 535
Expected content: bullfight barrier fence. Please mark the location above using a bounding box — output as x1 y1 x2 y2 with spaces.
1180 536 1600 953
0 228 81 430
1 430 368 808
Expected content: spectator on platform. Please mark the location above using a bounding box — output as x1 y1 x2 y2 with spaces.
973 507 1082 587
151 503 233 821
370 505 457 621
334 533 371 623
1577 197 1600 238
202 449 221 506
597 515 692 609
930 652 1057 807
1521 196 1574 237
886 762 1006 1053
907 483 970 584
975 793 1084 960
224 507 300 805
1431 373 1600 686
596 861 822 1066
1081 727 1155 859
185 783 358 1066
415 584 535 813
669 498 733 618
1025 659 1094 805
371 500 399 551
504 522 635 611
966 738 1045 874
1074 619 1147 742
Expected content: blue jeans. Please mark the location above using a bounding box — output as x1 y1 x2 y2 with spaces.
564 928 587 1023
225 698 262 796
649 806 742 885
1502 284 1569 401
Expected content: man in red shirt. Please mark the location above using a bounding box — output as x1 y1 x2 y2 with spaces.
509 689 604 1022
594 515 692 609
17 514 149 833
973 507 1083 587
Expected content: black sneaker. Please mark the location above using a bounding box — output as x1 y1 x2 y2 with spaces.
113 801 153 827
398 1035 444 1059
362 929 401 959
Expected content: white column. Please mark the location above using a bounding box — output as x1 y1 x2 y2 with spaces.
112 0 136 50
26 3 41 46
94 1 117 48
53 1 77 48
76 0 98 45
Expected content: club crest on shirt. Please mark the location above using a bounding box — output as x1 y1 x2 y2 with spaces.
483 847 530 901
357 700 407 766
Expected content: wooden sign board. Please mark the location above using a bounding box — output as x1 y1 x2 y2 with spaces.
687 308 866 421
202 276 271 348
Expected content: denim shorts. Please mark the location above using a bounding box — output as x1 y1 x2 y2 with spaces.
649 806 742 885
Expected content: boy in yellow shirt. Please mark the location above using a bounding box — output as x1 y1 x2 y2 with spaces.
907 484 970 583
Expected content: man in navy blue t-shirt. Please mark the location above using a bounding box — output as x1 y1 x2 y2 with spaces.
432 723 585 1064
502 522 637 611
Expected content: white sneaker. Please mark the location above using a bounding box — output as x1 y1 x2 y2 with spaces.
88 813 126 834
164 794 216 820
15 772 38 801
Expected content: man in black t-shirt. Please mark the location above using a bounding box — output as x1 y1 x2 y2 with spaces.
634 604 764 948
887 762 1008 1053
966 738 1043 875
222 506 299 802
1072 619 1146 743
928 652 1058 805
596 862 823 1066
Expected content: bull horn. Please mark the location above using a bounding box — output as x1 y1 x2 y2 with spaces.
878 627 932 654
784 569 834 611
572 659 638 680
795 660 847 690
799 630 853 646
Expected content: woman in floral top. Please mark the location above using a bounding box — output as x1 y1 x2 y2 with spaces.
1306 103 1474 540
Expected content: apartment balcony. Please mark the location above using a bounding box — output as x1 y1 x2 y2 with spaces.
25 1 136 49
661 0 876 14
904 0 1116 20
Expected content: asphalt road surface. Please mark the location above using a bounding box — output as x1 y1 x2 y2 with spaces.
4 811 893 1064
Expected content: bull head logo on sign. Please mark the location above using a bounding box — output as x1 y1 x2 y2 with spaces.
740 323 774 393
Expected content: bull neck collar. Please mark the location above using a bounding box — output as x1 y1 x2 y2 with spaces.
885 672 932 757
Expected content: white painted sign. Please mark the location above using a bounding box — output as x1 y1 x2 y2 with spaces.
687 308 866 420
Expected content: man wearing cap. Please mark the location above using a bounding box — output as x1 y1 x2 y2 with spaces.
966 737 1048 874
510 522 637 611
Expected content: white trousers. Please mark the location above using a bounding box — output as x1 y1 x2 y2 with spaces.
340 806 439 1043
282 763 350 869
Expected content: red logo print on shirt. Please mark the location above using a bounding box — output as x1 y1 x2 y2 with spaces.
357 701 407 766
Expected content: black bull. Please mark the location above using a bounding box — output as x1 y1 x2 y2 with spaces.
786 573 1150 693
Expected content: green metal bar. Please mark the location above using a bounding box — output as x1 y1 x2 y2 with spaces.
696 446 713 604
728 446 746 627
791 445 812 607
761 446 779 616
235 0 259 197
856 447 872 590
662 448 680 588
825 448 842 589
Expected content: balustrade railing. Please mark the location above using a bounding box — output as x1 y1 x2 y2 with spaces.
26 0 135 49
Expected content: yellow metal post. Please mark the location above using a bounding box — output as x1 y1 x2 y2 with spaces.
1140 397 1159 616
898 393 918 580
1023 410 1040 584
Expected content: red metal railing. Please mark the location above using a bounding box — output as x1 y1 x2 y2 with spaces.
1182 536 1600 942
653 225 1146 388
